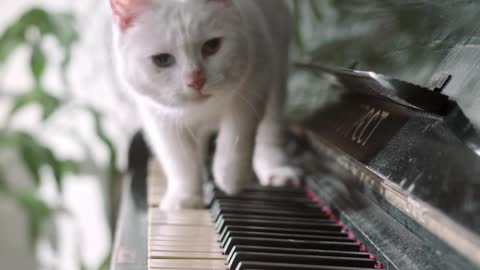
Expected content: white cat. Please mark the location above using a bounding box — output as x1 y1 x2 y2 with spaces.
110 0 302 210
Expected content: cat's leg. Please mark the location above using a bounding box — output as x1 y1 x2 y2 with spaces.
253 75 303 187
213 98 260 194
141 113 204 210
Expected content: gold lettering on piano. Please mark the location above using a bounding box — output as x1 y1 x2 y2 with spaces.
336 105 390 147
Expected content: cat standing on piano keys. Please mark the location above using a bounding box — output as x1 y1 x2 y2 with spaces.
110 0 301 209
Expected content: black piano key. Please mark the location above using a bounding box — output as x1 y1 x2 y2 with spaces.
221 231 354 248
212 197 313 204
229 186 305 194
213 207 329 218
209 187 382 270
211 185 304 193
212 190 306 197
213 193 314 204
211 203 329 220
229 252 377 270
217 218 342 235
216 213 334 224
218 226 347 244
223 237 361 255
211 193 308 202
227 246 371 263
224 191 306 198
213 199 319 210
235 261 378 270
219 226 347 243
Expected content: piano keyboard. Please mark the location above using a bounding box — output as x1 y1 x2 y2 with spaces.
146 161 382 270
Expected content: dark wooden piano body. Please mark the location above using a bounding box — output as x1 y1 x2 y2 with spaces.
111 1 480 269
297 64 480 270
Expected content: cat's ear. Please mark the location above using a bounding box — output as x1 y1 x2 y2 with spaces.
110 0 149 31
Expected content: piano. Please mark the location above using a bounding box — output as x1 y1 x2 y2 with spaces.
110 62 480 270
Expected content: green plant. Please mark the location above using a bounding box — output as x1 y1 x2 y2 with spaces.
0 6 78 244
0 7 118 270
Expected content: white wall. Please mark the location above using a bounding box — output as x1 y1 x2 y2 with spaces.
0 1 138 270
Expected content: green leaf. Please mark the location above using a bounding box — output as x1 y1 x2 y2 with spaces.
12 190 53 243
0 131 17 147
0 7 78 122
0 7 78 92
13 8 77 47
44 149 64 191
88 108 120 182
39 92 61 120
48 12 78 48
0 9 48 63
3 131 79 191
0 167 7 194
0 17 27 63
9 90 61 121
30 42 47 86
15 133 48 186
60 160 80 175
10 91 38 116
309 0 322 21
44 150 79 191
45 12 78 93
97 255 111 270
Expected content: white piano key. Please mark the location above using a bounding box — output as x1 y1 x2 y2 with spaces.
146 159 226 270
148 259 227 269
149 240 220 247
149 245 223 253
149 251 226 260
148 225 217 236
149 235 219 242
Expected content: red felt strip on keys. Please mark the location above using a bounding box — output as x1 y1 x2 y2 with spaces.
305 189 384 269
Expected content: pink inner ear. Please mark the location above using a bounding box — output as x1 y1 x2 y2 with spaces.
110 0 148 30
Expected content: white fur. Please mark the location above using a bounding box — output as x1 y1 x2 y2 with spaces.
111 0 302 210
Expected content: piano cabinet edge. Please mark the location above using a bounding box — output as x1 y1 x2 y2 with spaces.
302 147 480 270
111 172 148 270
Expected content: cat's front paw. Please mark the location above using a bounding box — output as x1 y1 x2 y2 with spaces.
259 166 303 187
213 159 253 195
160 193 205 210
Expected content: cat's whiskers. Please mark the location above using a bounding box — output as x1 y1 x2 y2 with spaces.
208 74 225 86
237 93 261 120
202 75 225 94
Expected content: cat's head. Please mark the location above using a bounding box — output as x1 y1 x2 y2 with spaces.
110 0 250 110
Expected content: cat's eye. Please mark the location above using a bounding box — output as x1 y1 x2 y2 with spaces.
152 53 175 68
202 38 223 57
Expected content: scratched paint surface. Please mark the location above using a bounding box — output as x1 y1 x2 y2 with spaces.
290 0 480 251
289 0 480 129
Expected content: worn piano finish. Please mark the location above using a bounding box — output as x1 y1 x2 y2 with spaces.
289 2 480 267
111 63 480 269
294 64 480 270
293 0 480 129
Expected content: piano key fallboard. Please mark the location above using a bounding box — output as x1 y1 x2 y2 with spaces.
145 161 382 270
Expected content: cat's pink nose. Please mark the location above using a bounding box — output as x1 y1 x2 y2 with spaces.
188 70 206 93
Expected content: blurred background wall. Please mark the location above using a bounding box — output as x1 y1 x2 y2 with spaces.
0 1 134 270
0 1 479 270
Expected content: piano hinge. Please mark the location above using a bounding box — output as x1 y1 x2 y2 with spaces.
426 73 452 93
